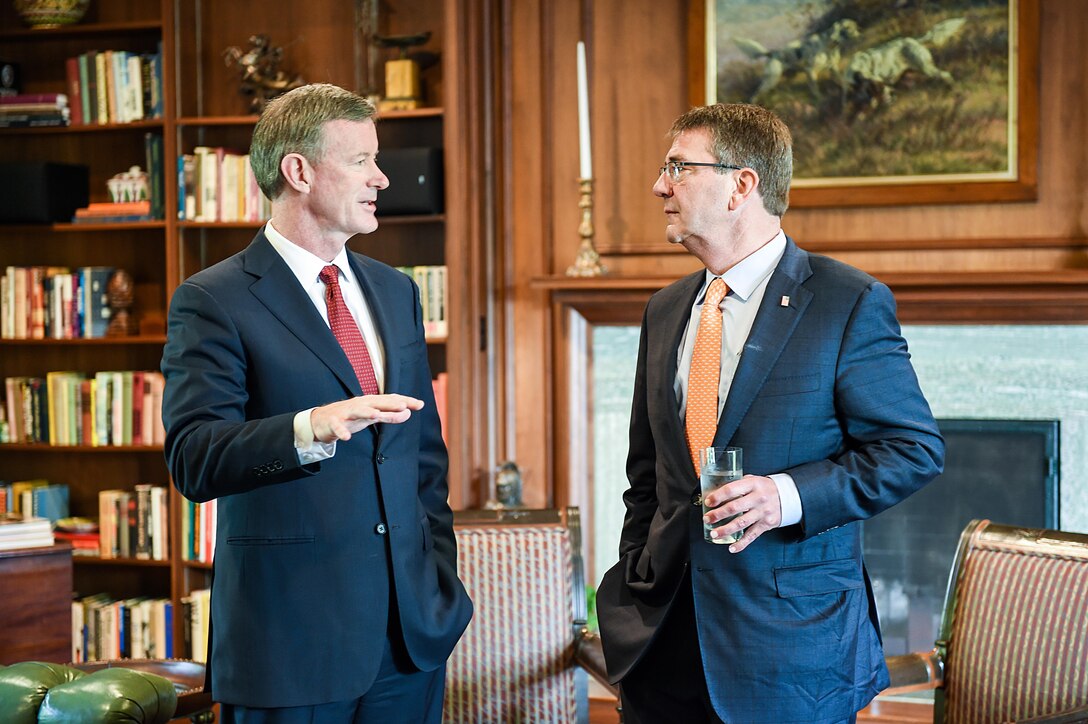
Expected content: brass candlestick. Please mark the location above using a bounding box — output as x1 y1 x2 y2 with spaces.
566 178 607 277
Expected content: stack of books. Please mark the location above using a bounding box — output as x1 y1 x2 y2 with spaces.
0 513 55 551
72 200 153 224
54 517 99 557
0 93 69 128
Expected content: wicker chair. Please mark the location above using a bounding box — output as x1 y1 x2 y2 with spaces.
445 507 613 724
883 519 1088 724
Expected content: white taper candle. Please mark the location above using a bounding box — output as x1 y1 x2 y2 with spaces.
577 41 593 179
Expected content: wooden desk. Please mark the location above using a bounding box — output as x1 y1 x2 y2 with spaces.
0 543 72 665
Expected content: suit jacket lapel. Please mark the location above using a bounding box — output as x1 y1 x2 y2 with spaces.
650 271 705 477
346 250 400 393
713 237 813 448
243 231 362 396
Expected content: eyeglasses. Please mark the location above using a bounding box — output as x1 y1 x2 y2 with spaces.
659 161 744 183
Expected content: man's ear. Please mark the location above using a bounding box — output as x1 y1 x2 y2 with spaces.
729 167 761 210
280 152 311 194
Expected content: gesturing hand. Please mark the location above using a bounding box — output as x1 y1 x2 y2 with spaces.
311 394 424 443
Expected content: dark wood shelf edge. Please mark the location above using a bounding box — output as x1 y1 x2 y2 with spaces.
0 20 162 40
0 119 165 135
73 556 171 567
0 222 165 232
0 443 165 452
0 336 167 345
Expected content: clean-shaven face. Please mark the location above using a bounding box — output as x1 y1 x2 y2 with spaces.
307 119 389 237
651 128 736 249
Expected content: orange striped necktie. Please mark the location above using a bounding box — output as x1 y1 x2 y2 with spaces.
685 277 728 475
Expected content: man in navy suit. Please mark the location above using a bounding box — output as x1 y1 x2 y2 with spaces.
595 103 944 723
162 83 472 723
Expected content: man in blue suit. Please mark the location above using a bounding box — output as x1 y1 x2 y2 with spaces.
595 103 944 723
162 83 472 723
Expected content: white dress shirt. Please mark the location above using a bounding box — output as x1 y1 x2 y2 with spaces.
674 230 803 527
264 221 387 463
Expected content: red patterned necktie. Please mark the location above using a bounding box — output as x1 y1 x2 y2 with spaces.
319 265 379 395
686 277 728 475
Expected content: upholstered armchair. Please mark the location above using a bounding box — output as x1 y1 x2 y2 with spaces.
0 658 210 723
445 507 615 724
882 519 1088 724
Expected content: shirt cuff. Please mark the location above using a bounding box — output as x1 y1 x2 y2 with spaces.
770 473 802 527
293 408 336 464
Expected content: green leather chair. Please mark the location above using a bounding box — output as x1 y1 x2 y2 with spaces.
0 658 210 723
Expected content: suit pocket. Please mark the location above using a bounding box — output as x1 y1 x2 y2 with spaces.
773 557 863 598
226 535 315 546
759 372 820 397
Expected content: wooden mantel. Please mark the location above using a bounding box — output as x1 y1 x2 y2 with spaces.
531 270 1088 324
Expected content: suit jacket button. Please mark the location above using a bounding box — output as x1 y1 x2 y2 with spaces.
376 453 386 464
375 523 388 535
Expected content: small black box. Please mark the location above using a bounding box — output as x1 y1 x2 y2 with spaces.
0 162 89 222
377 148 444 216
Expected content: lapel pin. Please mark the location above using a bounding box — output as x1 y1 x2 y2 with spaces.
780 295 790 307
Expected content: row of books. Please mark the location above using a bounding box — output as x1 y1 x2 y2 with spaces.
181 498 216 563
0 93 68 128
63 47 164 127
177 147 272 223
397 265 449 338
183 588 211 663
1 265 113 340
71 588 211 663
98 485 170 560
71 594 173 663
0 479 69 522
1 370 166 446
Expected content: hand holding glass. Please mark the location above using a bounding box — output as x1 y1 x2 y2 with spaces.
700 446 743 544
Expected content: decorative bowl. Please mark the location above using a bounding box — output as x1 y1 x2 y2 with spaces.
13 0 90 28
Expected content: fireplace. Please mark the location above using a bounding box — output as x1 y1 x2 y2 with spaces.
863 418 1060 656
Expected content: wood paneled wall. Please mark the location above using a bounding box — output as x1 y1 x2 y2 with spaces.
499 0 1088 507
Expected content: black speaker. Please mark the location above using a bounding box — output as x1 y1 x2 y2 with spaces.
377 147 444 216
0 162 89 222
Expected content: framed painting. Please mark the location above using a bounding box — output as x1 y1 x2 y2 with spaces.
687 0 1038 207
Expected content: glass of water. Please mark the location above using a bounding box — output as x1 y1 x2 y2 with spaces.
699 446 743 544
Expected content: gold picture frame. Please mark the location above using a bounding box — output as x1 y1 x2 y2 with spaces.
688 0 1038 207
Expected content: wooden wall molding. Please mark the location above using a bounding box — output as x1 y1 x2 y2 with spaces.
599 236 1088 256
532 270 1088 324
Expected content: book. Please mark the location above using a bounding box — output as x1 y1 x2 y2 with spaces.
0 513 54 551
80 266 113 338
77 52 93 126
145 132 164 219
65 58 83 126
0 93 66 105
0 116 68 128
33 483 69 522
75 201 151 216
